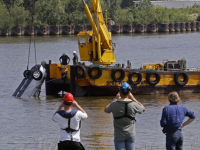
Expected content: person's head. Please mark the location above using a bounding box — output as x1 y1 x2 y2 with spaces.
73 51 76 55
63 93 74 106
168 91 180 104
119 82 132 96
63 53 66 56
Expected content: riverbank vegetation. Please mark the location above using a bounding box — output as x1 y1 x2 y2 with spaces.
0 0 200 30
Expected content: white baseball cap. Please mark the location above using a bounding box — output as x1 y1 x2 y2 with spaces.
73 51 76 54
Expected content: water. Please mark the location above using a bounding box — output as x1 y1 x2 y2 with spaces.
0 32 200 150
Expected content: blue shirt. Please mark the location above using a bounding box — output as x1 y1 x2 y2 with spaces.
160 103 195 133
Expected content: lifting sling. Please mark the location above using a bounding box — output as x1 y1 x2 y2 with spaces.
114 102 136 122
60 109 81 141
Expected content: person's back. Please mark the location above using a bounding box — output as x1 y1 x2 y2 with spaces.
107 100 143 138
105 82 145 150
53 109 86 142
53 93 87 150
161 104 192 133
160 91 195 150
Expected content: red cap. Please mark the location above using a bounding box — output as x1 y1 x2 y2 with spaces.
63 93 74 103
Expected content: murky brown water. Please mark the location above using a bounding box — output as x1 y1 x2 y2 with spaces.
1 32 200 150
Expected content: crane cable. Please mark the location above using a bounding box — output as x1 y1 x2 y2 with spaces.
32 0 38 70
27 0 38 71
27 35 31 70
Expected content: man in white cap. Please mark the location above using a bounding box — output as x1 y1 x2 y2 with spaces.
72 51 78 65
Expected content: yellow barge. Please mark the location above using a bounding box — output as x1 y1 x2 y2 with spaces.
45 0 200 96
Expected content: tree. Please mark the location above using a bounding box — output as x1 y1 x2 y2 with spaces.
9 0 29 27
0 2 12 30
121 0 133 9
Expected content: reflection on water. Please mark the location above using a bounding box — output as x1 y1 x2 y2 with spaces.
1 33 200 149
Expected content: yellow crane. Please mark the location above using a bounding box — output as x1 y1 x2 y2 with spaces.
77 0 116 66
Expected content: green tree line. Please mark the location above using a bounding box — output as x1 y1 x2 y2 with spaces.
0 0 200 30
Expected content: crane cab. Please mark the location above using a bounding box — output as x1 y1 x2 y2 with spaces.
77 31 93 61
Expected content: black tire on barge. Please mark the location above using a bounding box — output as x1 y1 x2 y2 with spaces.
74 65 86 78
88 67 102 79
111 68 125 82
146 72 160 85
174 72 189 86
128 72 142 85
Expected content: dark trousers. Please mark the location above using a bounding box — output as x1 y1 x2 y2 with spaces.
58 141 85 150
166 132 183 150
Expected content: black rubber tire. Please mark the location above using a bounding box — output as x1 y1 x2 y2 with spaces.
146 72 160 85
32 70 43 81
74 65 86 78
111 68 125 82
128 72 142 85
23 70 31 78
174 72 189 86
88 67 102 79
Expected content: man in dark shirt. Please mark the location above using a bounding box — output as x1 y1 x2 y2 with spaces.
59 53 70 68
72 51 78 65
160 91 196 150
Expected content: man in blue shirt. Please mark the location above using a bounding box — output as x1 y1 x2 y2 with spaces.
160 91 196 150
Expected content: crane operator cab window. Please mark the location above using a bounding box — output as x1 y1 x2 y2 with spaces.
78 38 86 47
88 36 92 43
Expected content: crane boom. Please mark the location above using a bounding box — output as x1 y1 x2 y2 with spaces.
78 0 116 66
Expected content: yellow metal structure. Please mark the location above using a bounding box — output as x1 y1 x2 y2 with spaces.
142 63 163 70
78 0 116 66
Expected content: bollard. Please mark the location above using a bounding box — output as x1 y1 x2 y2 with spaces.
191 22 196 31
132 24 136 33
49 26 60 35
147 24 157 33
122 24 133 33
59 26 63 34
180 22 186 32
62 26 75 35
111 25 122 34
158 23 169 32
175 23 180 32
185 22 191 31
196 22 200 30
24 26 34 36
169 23 175 32
135 24 145 33
37 26 49 35
74 25 85 34
11 27 23 36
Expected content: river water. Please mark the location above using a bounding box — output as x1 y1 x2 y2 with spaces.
0 32 200 150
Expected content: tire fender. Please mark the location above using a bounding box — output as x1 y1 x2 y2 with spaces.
128 72 142 85
74 65 86 78
174 72 188 86
88 67 102 79
146 72 160 85
111 68 125 82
